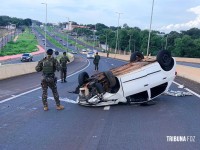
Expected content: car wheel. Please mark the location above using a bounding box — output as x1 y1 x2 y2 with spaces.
78 72 89 86
95 83 104 94
130 51 144 62
157 50 174 71
104 71 116 88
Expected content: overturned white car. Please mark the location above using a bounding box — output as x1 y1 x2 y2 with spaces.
77 50 176 106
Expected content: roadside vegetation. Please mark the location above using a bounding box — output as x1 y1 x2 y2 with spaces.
36 27 71 52
0 28 38 56
69 23 200 58
46 26 86 50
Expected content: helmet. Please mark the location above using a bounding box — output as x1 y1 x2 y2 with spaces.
46 49 53 55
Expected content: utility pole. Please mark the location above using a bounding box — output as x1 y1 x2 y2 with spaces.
165 34 168 50
41 2 47 58
66 17 70 52
93 24 96 51
105 31 108 52
114 12 123 57
147 0 155 57
129 35 132 55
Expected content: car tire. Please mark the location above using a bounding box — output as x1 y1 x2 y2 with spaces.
104 71 116 88
95 83 104 94
157 50 174 71
130 51 144 62
78 72 89 86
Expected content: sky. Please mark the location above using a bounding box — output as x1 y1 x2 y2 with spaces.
1 0 200 33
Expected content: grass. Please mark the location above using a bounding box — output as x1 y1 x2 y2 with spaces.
56 33 85 50
0 28 38 56
36 27 71 52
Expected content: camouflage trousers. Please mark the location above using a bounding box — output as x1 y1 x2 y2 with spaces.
41 76 60 107
60 68 67 81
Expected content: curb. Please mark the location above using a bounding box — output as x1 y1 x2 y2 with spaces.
0 45 45 62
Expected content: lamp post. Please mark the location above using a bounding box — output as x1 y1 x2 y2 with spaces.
146 0 155 57
41 2 47 57
66 17 70 52
115 12 123 57
165 34 168 50
93 24 96 51
129 34 132 55
105 31 108 52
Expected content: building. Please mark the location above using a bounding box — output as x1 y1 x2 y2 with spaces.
64 22 88 31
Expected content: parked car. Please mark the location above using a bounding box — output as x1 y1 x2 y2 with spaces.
21 53 33 62
76 50 176 106
87 51 95 58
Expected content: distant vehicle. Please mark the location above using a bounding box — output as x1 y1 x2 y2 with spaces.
60 39 62 41
77 50 176 106
87 51 95 58
63 43 66 46
21 53 33 62
82 49 87 54
71 50 78 54
42 39 45 41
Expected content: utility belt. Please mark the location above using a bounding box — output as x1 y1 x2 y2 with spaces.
42 74 57 83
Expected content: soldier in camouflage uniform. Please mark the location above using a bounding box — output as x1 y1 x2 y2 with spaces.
59 52 70 83
35 49 64 111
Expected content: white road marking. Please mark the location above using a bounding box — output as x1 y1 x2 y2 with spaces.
173 81 200 98
0 59 90 104
103 106 110 110
48 97 78 104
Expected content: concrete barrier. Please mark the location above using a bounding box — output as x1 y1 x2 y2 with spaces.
0 53 74 80
99 52 200 83
176 65 200 83
0 62 38 80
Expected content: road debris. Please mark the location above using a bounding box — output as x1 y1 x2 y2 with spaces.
164 90 192 97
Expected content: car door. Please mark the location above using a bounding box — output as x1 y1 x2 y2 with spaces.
120 68 149 97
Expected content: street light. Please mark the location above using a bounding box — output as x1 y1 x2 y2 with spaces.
129 34 132 55
41 2 47 57
114 12 123 57
93 24 96 51
165 34 168 50
147 0 155 56
66 17 70 52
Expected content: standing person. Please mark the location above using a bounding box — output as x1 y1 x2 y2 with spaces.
93 52 100 71
59 52 70 83
35 49 64 111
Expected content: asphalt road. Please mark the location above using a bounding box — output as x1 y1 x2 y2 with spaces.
0 54 199 150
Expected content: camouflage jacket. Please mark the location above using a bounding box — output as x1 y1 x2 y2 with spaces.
35 57 60 76
59 56 70 68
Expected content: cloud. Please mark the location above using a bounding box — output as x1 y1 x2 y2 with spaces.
160 5 200 32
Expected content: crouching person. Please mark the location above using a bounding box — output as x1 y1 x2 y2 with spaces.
35 49 64 111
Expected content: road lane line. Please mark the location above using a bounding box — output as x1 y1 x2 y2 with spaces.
103 106 110 110
173 81 200 98
0 59 90 104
